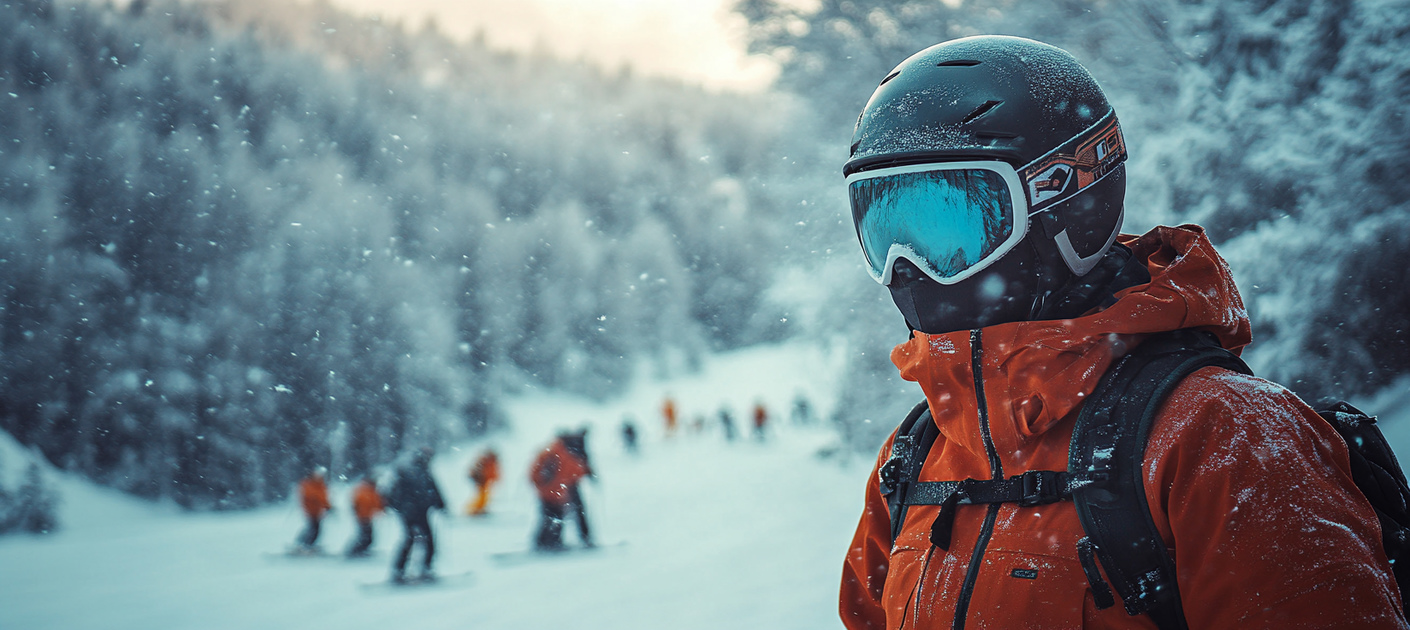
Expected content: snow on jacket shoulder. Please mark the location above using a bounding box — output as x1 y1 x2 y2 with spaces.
839 225 1406 630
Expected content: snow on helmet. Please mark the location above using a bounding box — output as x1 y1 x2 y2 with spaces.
845 35 1127 334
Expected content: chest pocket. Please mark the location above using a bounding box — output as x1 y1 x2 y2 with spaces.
887 504 1099 630
967 525 1092 629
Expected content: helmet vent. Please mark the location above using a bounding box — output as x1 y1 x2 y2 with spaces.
961 100 1003 124
880 70 901 86
937 60 981 67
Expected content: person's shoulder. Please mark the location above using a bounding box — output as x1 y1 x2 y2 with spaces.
1150 365 1332 463
1167 366 1310 424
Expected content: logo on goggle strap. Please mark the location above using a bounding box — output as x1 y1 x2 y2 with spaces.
1020 112 1126 213
1029 164 1073 203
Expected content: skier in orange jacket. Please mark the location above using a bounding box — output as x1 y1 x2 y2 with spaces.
465 449 500 517
345 476 383 557
837 36 1404 629
294 467 331 551
530 429 594 551
751 402 768 441
662 397 678 437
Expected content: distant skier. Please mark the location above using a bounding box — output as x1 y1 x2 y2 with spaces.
294 467 331 551
718 407 737 442
385 447 446 582
620 419 639 454
791 394 812 425
345 476 384 557
752 402 769 441
661 396 678 437
465 448 500 517
530 428 595 551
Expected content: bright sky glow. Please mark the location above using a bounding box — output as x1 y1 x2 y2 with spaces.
324 0 780 92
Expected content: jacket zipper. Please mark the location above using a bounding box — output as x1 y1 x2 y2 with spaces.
951 329 1003 630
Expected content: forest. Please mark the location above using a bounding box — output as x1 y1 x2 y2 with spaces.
1 0 1407 507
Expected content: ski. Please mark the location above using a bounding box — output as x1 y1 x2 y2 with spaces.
358 570 474 592
263 547 337 560
489 540 628 567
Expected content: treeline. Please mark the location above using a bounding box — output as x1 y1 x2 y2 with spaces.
0 0 797 508
739 0 1410 448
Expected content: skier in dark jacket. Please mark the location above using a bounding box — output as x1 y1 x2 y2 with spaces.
386 447 445 582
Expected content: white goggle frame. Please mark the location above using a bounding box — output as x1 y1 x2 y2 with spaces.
846 160 1035 286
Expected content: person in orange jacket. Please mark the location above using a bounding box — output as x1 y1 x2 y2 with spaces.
294 467 331 551
345 476 383 557
751 401 768 441
837 37 1404 629
465 448 500 517
661 396 678 437
530 428 594 551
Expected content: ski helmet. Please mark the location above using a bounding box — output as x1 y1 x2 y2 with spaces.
845 36 1128 334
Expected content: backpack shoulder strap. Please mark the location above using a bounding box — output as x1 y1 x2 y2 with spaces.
1069 329 1251 630
880 399 939 544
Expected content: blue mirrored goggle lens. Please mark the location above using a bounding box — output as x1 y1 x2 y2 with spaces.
850 169 1016 282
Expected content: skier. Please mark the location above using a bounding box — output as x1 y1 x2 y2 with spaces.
790 393 812 425
530 428 594 551
718 406 737 442
661 396 678 437
386 447 446 583
751 402 768 441
293 467 331 552
345 476 383 557
465 448 500 517
620 418 639 454
837 36 1404 628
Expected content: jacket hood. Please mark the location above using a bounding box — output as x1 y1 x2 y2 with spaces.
891 225 1252 465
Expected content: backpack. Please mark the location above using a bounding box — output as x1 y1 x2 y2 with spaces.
878 329 1410 630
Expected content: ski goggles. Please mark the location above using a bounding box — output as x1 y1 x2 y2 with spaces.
848 111 1126 285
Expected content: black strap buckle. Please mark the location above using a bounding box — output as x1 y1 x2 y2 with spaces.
1016 470 1064 507
878 434 917 496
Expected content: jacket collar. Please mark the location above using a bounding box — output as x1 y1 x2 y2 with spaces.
891 225 1252 465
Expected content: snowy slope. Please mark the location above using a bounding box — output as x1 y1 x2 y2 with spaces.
0 342 877 630
10 341 1408 630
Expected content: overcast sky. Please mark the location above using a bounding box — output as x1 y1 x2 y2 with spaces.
324 0 779 91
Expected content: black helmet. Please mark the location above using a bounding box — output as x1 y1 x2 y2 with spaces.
845 36 1128 334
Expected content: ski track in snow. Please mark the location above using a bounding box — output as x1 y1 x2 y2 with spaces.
0 342 873 630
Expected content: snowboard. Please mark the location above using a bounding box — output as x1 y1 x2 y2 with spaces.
265 547 384 561
359 570 474 592
264 546 337 560
489 541 627 567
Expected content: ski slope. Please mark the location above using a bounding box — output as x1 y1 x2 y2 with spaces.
0 342 875 630
7 345 1409 630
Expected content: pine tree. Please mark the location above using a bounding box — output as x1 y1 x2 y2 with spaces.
12 463 58 534
0 455 14 533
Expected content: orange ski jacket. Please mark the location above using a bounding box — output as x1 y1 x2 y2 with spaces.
351 480 383 522
531 440 590 506
299 476 331 518
840 225 1406 629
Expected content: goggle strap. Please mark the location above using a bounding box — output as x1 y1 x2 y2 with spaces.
1019 111 1126 214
